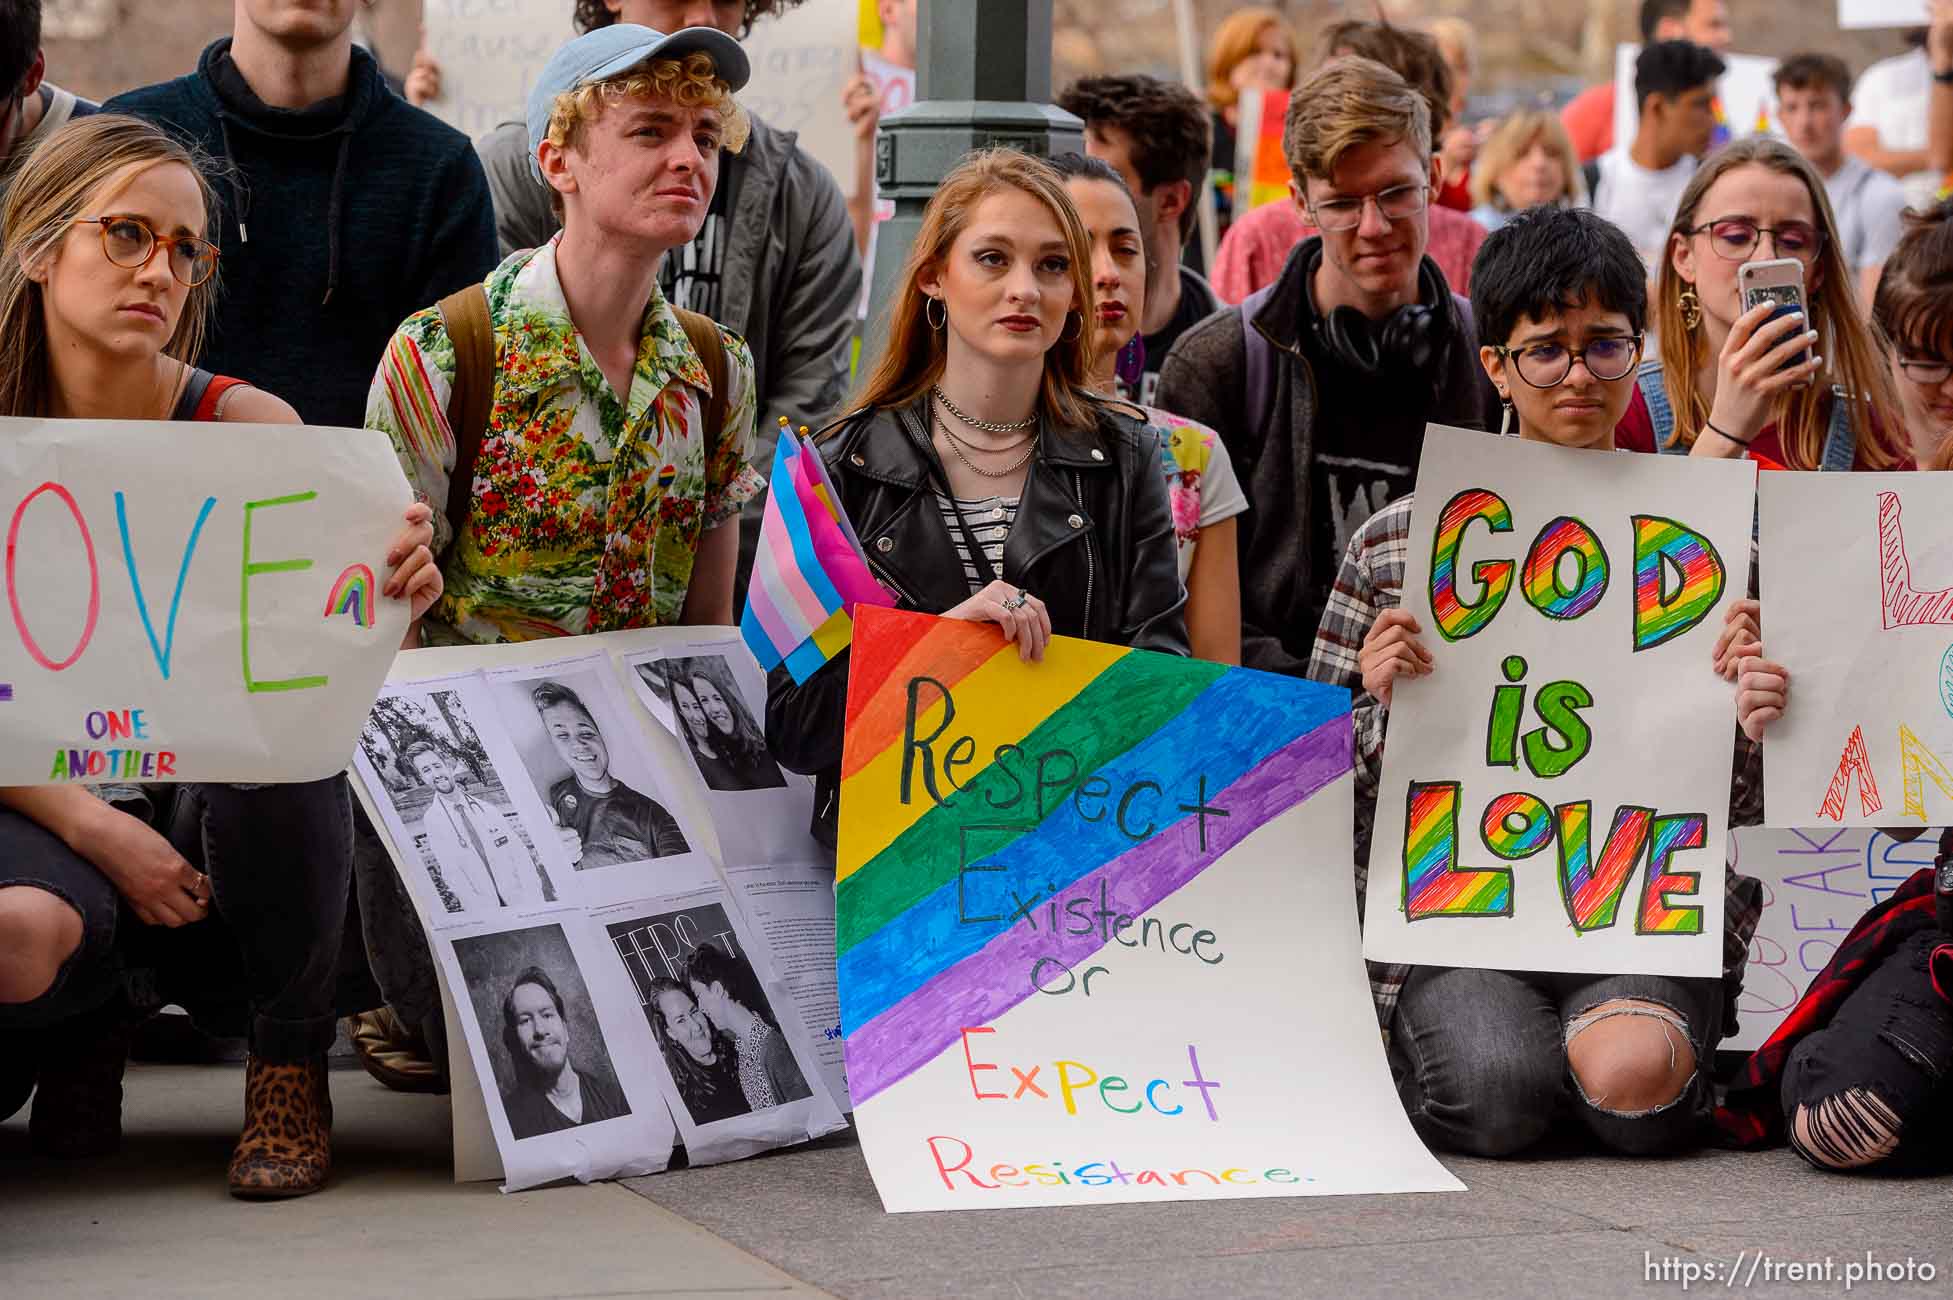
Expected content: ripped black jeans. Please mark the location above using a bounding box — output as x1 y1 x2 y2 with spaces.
1780 928 1953 1173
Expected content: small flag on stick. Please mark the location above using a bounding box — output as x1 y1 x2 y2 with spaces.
741 422 894 683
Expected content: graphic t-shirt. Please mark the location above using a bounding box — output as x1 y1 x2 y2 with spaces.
660 152 744 322
1136 267 1221 405
548 778 689 867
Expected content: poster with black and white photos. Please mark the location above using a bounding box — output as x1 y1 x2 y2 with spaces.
483 653 713 902
353 673 566 928
723 860 849 1109
443 916 678 1190
618 640 820 866
600 886 847 1164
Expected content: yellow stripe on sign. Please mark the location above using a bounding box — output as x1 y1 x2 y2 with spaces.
811 608 853 658
835 635 1127 879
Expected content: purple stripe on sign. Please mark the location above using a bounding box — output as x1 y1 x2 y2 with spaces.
844 714 1352 1105
0 683 11 701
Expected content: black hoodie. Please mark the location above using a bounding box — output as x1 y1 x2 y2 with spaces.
107 39 498 429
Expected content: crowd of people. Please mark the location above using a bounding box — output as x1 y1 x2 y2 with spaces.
0 0 1950 1201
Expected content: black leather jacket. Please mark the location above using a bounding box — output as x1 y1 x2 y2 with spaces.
766 396 1189 845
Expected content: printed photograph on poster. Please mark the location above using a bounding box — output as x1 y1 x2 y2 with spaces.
451 923 634 1141
357 684 558 916
608 901 814 1124
486 658 695 872
633 654 787 792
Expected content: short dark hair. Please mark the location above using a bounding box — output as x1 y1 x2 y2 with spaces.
1316 19 1453 138
1774 53 1852 104
399 738 447 779
684 941 778 1030
500 965 568 1084
530 679 596 725
1054 75 1210 246
1048 149 1131 196
572 0 803 39
1635 40 1725 113
1470 206 1649 352
2 0 41 95
1638 0 1691 42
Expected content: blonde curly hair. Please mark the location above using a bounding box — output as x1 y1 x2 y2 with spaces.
546 53 750 158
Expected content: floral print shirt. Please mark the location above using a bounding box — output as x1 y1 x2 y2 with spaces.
1140 405 1248 581
366 238 763 642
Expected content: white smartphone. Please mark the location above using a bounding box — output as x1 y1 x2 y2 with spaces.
1738 257 1809 373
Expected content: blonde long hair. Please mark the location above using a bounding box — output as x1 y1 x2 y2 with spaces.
1653 138 1903 469
851 148 1101 433
1469 110 1583 210
0 114 220 418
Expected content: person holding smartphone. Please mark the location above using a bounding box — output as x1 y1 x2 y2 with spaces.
1619 138 1905 469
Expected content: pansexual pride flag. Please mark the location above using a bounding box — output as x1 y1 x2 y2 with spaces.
740 426 892 684
835 607 1354 1107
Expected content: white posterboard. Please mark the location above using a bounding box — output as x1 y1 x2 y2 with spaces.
1725 826 1937 1051
1760 472 1953 827
421 0 578 140
837 609 1461 1212
349 627 846 1189
1365 430 1757 978
739 0 859 193
1611 44 1782 159
1840 1 1930 28
0 416 410 784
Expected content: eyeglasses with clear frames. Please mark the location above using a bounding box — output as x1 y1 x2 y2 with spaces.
1307 183 1430 232
1898 356 1953 387
73 215 221 287
1494 335 1644 388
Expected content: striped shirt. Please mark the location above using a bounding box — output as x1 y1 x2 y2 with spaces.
1305 492 1765 1042
936 493 1018 594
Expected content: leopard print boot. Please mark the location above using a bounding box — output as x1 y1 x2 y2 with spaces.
227 1055 332 1199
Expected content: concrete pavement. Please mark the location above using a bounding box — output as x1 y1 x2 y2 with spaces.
3 1061 1949 1300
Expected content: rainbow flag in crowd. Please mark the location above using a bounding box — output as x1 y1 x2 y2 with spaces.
741 424 894 684
1233 89 1292 214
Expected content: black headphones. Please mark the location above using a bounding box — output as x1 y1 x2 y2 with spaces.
1305 244 1451 378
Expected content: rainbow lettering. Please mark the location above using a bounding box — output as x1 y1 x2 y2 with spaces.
1479 792 1553 859
1520 516 1608 620
1632 515 1724 652
323 562 377 628
1429 489 1514 641
1636 813 1706 934
1403 780 1513 919
1554 801 1652 931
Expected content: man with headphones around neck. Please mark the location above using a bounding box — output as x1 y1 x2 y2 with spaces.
1156 55 1498 677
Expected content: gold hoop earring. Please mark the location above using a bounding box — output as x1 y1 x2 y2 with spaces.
924 296 946 330
1679 284 1702 333
1062 311 1083 342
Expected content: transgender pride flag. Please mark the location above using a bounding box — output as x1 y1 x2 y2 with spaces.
740 425 894 684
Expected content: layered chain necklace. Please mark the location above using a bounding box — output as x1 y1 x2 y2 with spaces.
932 387 1036 479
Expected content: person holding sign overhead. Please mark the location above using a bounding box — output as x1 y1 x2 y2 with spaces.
765 148 1188 848
0 114 441 1199
1306 207 1763 1158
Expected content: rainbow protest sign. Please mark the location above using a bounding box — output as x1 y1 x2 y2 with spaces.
836 608 1461 1212
0 416 411 784
1365 429 1756 977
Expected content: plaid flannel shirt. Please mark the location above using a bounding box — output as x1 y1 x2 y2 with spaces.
1304 493 1766 1041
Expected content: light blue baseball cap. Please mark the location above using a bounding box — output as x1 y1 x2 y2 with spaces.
525 24 750 179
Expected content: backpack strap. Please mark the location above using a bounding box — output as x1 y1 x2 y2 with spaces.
1637 358 1679 453
1820 385 1857 471
169 367 217 422
436 283 496 552
1238 280 1280 452
673 307 726 466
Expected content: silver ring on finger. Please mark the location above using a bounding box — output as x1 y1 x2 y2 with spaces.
1003 588 1030 611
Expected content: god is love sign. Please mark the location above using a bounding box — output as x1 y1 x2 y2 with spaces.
1365 430 1757 978
836 608 1460 1212
0 417 412 784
